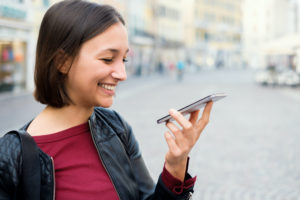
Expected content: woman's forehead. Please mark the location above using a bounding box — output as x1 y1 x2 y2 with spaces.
82 23 128 50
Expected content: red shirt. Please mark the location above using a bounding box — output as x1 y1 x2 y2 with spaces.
32 122 196 199
33 123 119 200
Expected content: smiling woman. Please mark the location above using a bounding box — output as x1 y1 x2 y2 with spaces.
63 23 128 108
0 0 213 200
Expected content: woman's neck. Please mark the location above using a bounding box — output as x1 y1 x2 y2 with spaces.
27 105 94 136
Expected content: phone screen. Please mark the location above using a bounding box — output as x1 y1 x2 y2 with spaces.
157 93 226 124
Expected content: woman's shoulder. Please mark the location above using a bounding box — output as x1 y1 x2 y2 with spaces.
94 107 128 127
0 132 22 185
0 132 22 161
93 107 133 139
94 107 120 118
94 108 141 158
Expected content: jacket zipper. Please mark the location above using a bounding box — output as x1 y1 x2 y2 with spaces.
50 157 56 200
88 120 121 200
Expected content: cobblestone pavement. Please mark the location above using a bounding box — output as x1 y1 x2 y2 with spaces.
1 69 300 199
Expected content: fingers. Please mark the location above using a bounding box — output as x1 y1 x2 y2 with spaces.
166 122 184 139
189 110 200 124
202 101 213 121
169 109 192 130
167 102 213 140
196 101 213 134
164 132 181 156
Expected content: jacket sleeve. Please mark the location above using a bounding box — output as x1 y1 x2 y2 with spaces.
0 133 22 200
114 111 194 200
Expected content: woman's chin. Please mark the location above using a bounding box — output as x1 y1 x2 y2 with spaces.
95 99 114 108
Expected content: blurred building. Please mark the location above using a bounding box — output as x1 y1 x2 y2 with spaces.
152 0 185 75
0 0 61 94
243 0 289 69
243 0 300 73
126 0 185 76
0 0 34 94
125 0 154 76
192 0 242 69
182 0 195 52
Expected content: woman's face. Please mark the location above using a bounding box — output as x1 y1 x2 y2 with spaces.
65 22 128 108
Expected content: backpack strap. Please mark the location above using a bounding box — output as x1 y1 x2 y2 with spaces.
7 130 41 200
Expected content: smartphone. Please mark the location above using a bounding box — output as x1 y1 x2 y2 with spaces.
157 93 227 124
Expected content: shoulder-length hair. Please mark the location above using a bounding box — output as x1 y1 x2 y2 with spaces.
34 0 125 108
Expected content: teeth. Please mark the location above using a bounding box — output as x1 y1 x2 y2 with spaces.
98 83 115 91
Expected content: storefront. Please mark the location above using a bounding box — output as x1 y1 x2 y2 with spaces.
0 2 33 94
0 40 27 92
262 33 300 72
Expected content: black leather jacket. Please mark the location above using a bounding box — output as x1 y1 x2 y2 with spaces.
0 107 193 200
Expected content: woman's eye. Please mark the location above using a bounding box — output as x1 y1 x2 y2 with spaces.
101 58 113 63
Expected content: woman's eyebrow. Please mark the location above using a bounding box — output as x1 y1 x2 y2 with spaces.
100 48 129 54
96 48 129 57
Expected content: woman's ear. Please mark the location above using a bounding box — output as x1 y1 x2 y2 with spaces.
56 49 72 74
58 59 72 74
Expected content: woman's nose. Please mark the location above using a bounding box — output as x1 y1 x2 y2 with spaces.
111 63 127 81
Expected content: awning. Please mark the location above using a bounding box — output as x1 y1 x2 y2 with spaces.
262 33 300 55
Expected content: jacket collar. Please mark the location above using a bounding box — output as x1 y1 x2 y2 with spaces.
18 107 116 140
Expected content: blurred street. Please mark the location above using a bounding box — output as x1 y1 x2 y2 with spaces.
1 69 300 199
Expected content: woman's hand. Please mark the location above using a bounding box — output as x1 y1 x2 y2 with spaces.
164 101 213 181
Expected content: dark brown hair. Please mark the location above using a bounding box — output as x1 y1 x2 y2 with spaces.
34 0 125 107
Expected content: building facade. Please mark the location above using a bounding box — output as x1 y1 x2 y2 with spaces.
242 0 300 73
126 0 155 76
0 0 34 93
126 0 185 76
192 0 242 69
152 0 185 74
242 0 290 69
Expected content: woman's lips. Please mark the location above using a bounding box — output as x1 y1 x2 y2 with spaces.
97 83 116 95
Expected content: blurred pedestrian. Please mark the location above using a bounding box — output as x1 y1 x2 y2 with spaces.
156 59 164 75
176 60 185 81
0 0 213 200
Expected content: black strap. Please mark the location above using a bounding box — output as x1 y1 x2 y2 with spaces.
7 130 41 200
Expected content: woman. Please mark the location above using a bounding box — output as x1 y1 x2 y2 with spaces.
0 0 213 199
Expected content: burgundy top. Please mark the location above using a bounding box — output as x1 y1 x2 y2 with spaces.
32 122 196 199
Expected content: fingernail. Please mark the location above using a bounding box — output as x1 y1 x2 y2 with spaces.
165 132 171 138
169 109 176 114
